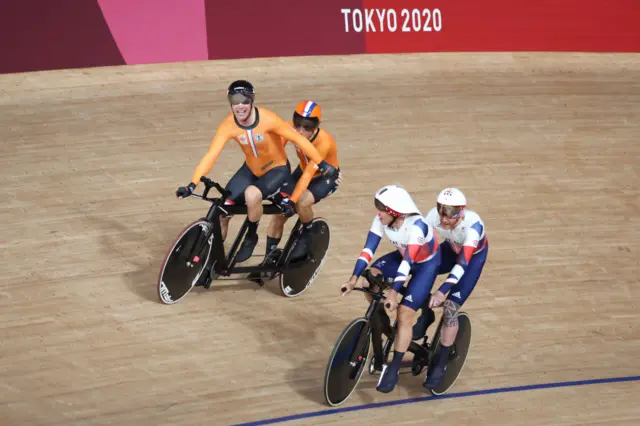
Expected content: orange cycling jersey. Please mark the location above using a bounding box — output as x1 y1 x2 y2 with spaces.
282 122 340 203
190 107 324 187
283 121 339 174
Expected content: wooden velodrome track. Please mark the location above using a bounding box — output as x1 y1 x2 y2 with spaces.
1 52 639 426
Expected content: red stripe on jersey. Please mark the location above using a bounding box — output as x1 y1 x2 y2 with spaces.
408 240 438 263
359 250 372 263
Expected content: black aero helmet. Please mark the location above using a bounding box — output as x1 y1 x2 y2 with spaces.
227 80 255 105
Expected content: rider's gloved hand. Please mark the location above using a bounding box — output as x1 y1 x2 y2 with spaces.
317 160 339 180
277 192 296 218
341 275 359 296
176 182 196 198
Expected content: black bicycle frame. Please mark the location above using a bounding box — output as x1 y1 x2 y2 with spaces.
346 270 431 365
346 272 387 365
191 176 303 277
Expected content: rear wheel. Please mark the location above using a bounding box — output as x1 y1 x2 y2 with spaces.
157 219 213 304
428 312 472 396
280 217 330 297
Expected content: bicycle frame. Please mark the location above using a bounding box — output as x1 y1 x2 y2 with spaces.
345 270 433 367
189 176 304 277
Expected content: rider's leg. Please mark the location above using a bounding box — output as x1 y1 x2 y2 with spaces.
220 216 231 241
234 185 263 263
290 171 338 259
261 164 296 258
377 253 440 393
244 185 263 224
411 297 436 341
425 244 488 388
237 164 291 263
260 192 316 256
412 242 458 340
265 214 287 255
289 190 316 259
389 304 416 358
296 190 315 223
221 162 254 242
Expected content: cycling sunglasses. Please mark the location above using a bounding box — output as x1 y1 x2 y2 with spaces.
293 115 318 132
437 203 464 218
228 93 253 106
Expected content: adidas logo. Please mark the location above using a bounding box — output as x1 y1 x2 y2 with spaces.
452 292 461 299
405 294 413 302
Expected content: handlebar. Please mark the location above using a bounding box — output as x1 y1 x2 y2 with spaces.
189 176 231 202
340 269 390 306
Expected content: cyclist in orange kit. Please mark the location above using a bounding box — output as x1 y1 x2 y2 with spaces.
252 100 340 272
175 80 339 263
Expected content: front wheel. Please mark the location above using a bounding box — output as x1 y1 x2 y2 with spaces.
323 318 371 407
157 219 213 304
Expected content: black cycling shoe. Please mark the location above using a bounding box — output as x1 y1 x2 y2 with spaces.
235 233 258 264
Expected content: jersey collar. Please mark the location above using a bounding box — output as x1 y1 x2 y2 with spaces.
234 107 260 130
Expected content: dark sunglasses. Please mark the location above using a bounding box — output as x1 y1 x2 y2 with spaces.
293 115 318 132
437 203 463 218
228 93 253 106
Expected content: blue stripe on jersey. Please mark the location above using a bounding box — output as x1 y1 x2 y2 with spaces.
415 218 429 235
364 231 382 252
353 259 369 277
353 231 382 276
415 218 436 257
471 221 484 237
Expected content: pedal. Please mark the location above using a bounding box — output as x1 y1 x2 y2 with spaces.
249 277 265 287
203 277 213 289
195 270 210 287
247 271 263 284
411 357 426 376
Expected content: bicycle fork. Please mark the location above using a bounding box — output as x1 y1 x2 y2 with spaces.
185 222 213 267
348 299 385 367
371 305 393 368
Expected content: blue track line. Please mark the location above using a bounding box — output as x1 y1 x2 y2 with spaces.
234 375 640 426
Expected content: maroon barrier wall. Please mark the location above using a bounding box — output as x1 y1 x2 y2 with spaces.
205 0 366 60
0 0 124 74
1 0 639 74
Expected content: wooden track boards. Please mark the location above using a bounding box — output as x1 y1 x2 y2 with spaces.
1 52 639 425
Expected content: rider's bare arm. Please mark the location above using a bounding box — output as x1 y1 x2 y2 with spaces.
273 117 323 166
190 120 233 186
288 138 333 203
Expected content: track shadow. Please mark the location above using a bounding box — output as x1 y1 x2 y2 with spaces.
81 212 286 303
285 361 328 405
81 213 178 303
257 304 342 405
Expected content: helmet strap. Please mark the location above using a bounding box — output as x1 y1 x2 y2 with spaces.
388 215 403 229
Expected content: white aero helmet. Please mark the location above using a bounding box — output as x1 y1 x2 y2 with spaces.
374 184 421 217
436 187 467 218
